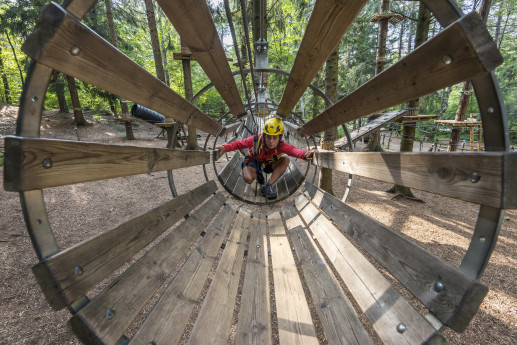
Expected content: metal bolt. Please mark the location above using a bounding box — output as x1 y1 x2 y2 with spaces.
221 243 226 249
244 250 248 256
256 245 261 248
312 236 316 240
291 246 295 251
442 54 453 64
434 281 444 292
106 309 115 319
42 158 53 169
70 46 81 56
470 172 481 183
73 266 84 276
487 107 495 113
200 231 206 237
396 323 407 334
31 96 38 102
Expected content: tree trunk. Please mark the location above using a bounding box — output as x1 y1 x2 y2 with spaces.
181 40 199 150
318 46 339 195
66 75 89 126
388 3 430 198
105 0 134 139
144 0 166 83
449 0 491 151
367 0 389 152
5 32 24 85
51 71 69 113
0 45 12 104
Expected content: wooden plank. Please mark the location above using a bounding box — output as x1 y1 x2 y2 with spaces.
217 151 241 184
285 168 299 195
276 0 368 117
335 110 408 148
219 121 242 138
32 181 218 310
302 182 488 332
289 158 305 185
313 151 513 208
244 180 259 203
301 12 503 136
188 209 251 345
156 0 246 117
282 203 373 345
235 212 272 345
399 114 440 123
68 192 228 345
276 175 289 200
233 173 248 199
129 203 237 345
22 3 220 136
267 211 318 345
294 193 446 344
3 136 209 191
225 157 245 192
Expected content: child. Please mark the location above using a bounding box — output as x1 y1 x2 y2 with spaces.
216 117 317 199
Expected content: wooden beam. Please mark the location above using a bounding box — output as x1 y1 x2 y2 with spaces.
22 3 220 136
313 151 517 209
218 121 242 138
276 0 368 117
301 12 503 136
294 191 448 341
32 181 218 310
68 192 228 345
4 136 209 191
156 0 246 117
301 182 487 332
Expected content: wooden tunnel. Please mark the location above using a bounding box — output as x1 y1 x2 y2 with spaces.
3 0 516 344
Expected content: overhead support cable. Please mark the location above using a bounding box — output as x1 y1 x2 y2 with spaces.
223 0 256 125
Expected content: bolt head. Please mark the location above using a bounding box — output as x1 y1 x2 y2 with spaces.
442 54 453 64
70 46 81 56
73 266 83 276
396 323 407 333
106 309 115 319
434 281 444 292
42 158 53 169
470 172 481 183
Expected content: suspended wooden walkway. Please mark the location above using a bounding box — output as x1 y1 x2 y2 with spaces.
3 0 515 344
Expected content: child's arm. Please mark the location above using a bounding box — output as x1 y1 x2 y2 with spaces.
281 142 318 160
215 136 254 153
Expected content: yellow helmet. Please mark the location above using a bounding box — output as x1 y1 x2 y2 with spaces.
263 117 284 135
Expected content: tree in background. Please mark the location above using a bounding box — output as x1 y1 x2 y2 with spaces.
66 75 89 126
448 0 492 151
49 71 68 113
318 46 339 195
144 0 166 83
0 43 11 104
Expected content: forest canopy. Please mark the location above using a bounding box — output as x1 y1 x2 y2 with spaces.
0 0 516 144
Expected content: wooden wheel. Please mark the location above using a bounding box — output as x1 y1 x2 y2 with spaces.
3 0 514 344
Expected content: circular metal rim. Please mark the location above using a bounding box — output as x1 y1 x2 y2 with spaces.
14 0 506 280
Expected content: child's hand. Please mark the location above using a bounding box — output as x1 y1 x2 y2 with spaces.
304 148 317 160
215 145 226 154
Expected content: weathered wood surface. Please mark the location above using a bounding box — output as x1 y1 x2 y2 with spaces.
276 0 368 117
130 203 237 345
294 193 446 344
399 114 440 123
283 203 374 345
4 136 209 191
276 175 289 200
301 12 503 136
224 157 245 192
268 211 318 344
335 110 408 148
156 0 246 117
217 151 241 184
313 151 514 209
302 182 488 332
22 3 220 136
235 212 271 344
69 192 228 345
188 209 250 345
219 121 242 137
32 181 218 310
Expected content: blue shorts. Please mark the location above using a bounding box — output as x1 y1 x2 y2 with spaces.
242 160 273 174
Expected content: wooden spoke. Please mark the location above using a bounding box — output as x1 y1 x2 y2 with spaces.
301 12 503 136
22 3 220 135
155 0 246 117
218 121 242 138
276 0 368 117
4 136 209 191
313 151 517 209
32 181 218 310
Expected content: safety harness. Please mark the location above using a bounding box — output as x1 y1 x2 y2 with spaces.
246 134 264 173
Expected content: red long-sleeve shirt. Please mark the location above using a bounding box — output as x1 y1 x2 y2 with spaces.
222 135 307 166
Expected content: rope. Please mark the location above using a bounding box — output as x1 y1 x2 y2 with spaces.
223 0 255 124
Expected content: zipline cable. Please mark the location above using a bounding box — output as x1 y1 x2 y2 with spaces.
240 0 259 115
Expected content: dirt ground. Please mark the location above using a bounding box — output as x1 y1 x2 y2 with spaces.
1 104 516 344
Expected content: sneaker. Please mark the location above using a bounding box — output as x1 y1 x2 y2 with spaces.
256 172 265 185
260 182 277 199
